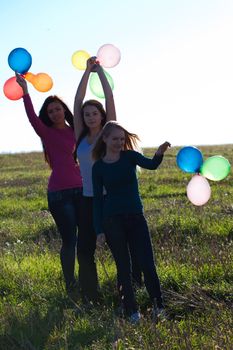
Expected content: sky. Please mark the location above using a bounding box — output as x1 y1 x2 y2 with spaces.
1 0 233 153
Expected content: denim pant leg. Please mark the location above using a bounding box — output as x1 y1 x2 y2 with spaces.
104 216 138 316
116 245 142 290
130 245 143 287
77 196 99 301
126 214 163 303
48 188 82 289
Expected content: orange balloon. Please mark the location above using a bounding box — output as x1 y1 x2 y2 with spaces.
3 76 24 100
33 73 53 92
25 72 36 83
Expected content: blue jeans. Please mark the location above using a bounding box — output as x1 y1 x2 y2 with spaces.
47 187 82 290
103 213 163 315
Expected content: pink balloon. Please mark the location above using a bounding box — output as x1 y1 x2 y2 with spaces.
3 76 24 100
97 44 121 68
187 174 211 206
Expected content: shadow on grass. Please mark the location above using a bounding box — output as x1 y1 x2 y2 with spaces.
0 274 122 350
0 295 115 350
1 301 65 350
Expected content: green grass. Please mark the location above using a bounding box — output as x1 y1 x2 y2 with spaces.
0 146 232 349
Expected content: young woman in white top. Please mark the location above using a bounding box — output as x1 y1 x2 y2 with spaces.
73 57 142 302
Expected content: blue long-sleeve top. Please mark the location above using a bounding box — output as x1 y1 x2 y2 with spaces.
92 150 163 235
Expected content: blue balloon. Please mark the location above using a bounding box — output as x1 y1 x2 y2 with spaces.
8 47 32 74
176 146 203 173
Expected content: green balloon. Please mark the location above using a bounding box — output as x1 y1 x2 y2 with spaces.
89 70 114 98
200 155 231 181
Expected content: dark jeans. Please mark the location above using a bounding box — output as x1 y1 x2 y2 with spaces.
47 187 82 290
103 213 162 315
77 197 141 301
77 196 99 301
117 247 142 291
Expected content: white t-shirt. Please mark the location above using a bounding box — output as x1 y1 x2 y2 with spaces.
77 136 96 197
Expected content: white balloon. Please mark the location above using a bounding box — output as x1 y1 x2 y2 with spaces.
97 44 121 68
187 174 211 206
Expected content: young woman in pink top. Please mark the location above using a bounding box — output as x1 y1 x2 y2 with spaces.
16 73 83 295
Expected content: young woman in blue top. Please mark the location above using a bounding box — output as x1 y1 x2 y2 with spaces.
73 58 142 302
92 121 170 322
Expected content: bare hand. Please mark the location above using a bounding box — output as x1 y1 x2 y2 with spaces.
86 56 99 71
91 63 101 73
156 141 171 155
15 72 28 94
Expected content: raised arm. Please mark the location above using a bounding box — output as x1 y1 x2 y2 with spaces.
73 57 96 140
15 72 47 138
95 64 116 122
155 141 171 156
15 72 28 95
149 141 171 167
128 141 171 170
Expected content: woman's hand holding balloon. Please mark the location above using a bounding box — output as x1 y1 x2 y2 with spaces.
15 72 28 95
86 56 98 71
92 61 102 73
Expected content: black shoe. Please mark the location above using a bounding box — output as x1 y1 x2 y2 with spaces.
152 305 167 322
129 311 141 324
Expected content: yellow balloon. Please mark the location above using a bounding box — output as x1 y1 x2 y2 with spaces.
25 72 36 83
71 50 90 70
33 73 53 92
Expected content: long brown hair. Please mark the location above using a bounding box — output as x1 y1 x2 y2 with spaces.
76 99 106 148
92 121 140 161
38 95 74 167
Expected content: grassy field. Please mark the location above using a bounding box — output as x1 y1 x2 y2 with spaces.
0 145 232 350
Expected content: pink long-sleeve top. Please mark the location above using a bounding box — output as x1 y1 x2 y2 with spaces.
23 94 82 192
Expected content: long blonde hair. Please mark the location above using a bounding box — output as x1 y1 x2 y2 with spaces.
92 121 141 161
